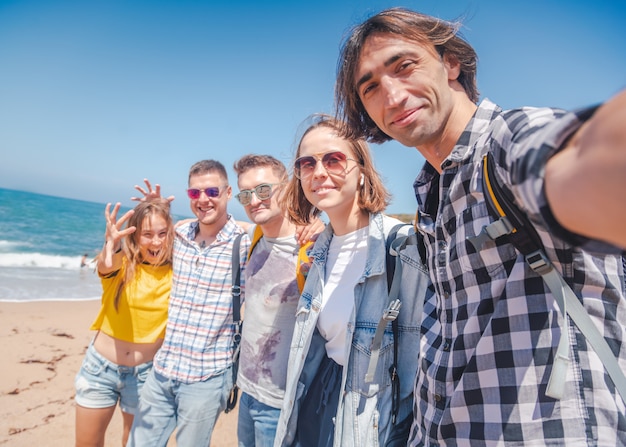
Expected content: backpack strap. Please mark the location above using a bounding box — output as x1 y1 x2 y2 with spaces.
296 240 314 292
225 232 244 413
470 152 626 403
247 224 264 259
469 152 544 255
365 223 411 424
231 232 244 326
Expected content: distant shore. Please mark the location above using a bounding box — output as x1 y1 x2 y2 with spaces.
0 300 238 446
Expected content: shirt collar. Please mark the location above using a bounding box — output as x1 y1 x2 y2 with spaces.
179 214 240 243
441 98 502 170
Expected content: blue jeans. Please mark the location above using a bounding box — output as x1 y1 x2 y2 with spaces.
127 367 233 447
74 341 152 414
295 355 342 447
237 392 280 447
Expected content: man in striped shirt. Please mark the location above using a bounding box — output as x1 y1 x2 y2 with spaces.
128 160 249 447
335 7 626 446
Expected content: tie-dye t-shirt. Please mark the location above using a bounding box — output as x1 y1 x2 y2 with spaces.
236 233 301 408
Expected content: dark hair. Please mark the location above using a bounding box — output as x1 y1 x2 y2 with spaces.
281 114 390 226
335 7 478 143
115 198 174 310
188 159 228 185
233 154 288 183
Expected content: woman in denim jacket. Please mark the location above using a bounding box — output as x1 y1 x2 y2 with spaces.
275 115 433 447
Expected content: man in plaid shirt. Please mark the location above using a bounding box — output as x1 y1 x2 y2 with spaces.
128 160 249 447
335 7 626 446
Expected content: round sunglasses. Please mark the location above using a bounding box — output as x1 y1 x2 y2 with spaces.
293 151 355 179
235 183 281 206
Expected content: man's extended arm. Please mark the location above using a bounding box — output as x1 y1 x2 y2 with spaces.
546 89 626 250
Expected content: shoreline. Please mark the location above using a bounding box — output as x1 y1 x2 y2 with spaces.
0 300 237 446
0 297 100 303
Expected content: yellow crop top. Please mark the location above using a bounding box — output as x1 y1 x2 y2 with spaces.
90 261 172 343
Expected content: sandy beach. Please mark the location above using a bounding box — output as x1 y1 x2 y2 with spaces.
0 300 238 447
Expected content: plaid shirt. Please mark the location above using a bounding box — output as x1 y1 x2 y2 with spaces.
408 99 626 446
153 216 249 383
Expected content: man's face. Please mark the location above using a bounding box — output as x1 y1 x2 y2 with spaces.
188 171 231 228
236 167 284 227
354 33 457 148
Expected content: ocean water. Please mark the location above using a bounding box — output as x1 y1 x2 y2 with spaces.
0 187 188 302
0 187 111 301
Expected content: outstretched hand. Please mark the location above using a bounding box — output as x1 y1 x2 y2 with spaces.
131 178 175 203
100 202 136 271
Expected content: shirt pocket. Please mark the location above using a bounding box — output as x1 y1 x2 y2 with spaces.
454 203 517 277
347 323 393 397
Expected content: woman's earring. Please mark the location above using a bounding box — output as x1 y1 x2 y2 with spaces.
360 174 365 187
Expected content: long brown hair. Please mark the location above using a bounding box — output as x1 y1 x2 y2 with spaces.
281 114 390 226
115 198 174 310
335 7 479 143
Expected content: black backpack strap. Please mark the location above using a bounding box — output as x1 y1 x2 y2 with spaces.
225 232 244 413
469 152 626 403
385 224 406 289
231 232 243 325
389 313 401 424
467 153 539 254
364 223 408 424
386 224 405 425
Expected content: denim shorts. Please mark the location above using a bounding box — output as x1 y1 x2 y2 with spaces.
74 341 153 414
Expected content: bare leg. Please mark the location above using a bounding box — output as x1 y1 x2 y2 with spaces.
121 411 134 447
75 404 116 447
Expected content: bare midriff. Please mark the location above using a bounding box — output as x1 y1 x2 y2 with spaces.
93 331 163 366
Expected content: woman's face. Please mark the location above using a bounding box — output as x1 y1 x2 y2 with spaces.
137 213 169 265
297 126 361 220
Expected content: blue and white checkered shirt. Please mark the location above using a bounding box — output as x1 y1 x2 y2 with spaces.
408 99 626 446
153 216 249 383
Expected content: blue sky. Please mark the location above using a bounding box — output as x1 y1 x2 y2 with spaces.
1 0 624 220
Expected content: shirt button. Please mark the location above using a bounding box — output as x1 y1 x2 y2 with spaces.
434 394 442 402
443 341 450 351
437 252 446 265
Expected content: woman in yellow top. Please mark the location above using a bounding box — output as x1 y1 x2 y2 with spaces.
74 198 174 447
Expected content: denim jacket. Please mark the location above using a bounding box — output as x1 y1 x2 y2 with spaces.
274 213 433 447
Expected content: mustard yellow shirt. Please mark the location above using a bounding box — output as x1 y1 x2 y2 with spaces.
90 261 172 343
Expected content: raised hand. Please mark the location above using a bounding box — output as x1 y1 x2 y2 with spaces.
100 202 136 271
131 178 175 203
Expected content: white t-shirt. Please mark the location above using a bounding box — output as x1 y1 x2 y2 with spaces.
318 226 368 366
237 230 301 408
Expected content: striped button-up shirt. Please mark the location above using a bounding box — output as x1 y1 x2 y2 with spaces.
408 100 626 446
153 216 249 383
